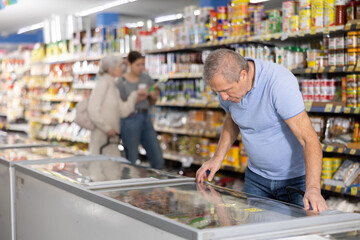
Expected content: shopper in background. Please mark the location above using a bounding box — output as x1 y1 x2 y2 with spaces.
117 51 164 169
196 49 328 212
88 55 148 156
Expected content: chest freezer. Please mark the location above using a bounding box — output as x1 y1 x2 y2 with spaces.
0 144 76 240
13 161 360 240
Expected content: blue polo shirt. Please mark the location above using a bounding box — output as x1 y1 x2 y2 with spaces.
219 58 305 180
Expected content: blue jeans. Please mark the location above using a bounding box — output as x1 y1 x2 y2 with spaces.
244 167 306 207
121 112 164 169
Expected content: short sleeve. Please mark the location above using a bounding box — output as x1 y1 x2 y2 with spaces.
142 73 155 86
271 69 305 120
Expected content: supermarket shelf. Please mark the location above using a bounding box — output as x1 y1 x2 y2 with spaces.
304 101 344 113
321 143 360 156
31 55 105 65
155 101 220 109
154 125 220 138
291 66 359 75
151 73 203 81
321 181 360 198
343 107 360 115
8 123 29 134
163 151 245 173
36 136 89 144
145 26 344 54
73 71 99 75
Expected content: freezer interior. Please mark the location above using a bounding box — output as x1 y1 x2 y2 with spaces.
0 146 75 161
98 182 313 230
27 160 182 186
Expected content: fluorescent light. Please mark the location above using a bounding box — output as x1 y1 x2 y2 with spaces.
194 10 200 16
155 13 183 23
250 0 270 3
125 21 144 28
17 22 44 34
76 0 137 17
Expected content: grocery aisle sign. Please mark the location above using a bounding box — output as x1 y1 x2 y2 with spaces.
0 0 17 10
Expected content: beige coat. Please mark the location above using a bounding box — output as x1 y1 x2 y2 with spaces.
88 73 137 156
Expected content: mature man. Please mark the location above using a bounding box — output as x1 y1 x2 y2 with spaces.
196 49 327 212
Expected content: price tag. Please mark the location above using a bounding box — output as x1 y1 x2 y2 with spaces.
331 26 337 32
329 66 336 72
244 208 263 212
312 67 318 73
335 185 342 193
305 68 312 73
305 101 312 112
260 35 265 41
357 22 360 29
324 185 332 191
334 105 342 113
350 149 357 155
351 187 358 195
310 27 317 35
326 145 334 152
323 27 330 34
324 103 333 112
274 33 280 39
356 64 360 72
199 129 204 135
345 23 352 30
348 65 355 72
318 67 325 73
344 107 351 113
298 31 305 37
355 108 360 114
248 36 253 41
265 34 271 41
338 148 344 153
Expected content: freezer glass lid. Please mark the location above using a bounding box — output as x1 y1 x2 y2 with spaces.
101 182 311 230
0 147 74 161
30 160 178 185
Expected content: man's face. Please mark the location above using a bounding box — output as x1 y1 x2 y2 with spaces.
209 71 248 103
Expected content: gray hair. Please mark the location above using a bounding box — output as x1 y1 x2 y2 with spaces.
98 55 123 75
203 49 249 83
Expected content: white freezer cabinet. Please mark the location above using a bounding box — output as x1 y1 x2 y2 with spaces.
14 160 360 240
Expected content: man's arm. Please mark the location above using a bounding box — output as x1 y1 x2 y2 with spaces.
284 110 328 212
196 113 239 183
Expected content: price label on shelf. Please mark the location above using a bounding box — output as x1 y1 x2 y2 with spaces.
344 107 351 114
335 185 342 193
298 31 305 37
305 101 312 112
318 67 325 73
355 65 360 72
331 26 337 32
337 148 344 153
351 187 358 196
305 68 312 73
350 149 357 155
348 65 355 72
323 27 330 34
274 33 280 39
260 35 265 41
334 105 342 113
265 34 271 41
312 67 318 73
357 22 360 29
326 145 334 152
324 103 333 112
329 66 336 72
345 23 352 30
324 185 332 191
310 27 317 35
248 36 253 41
355 108 360 114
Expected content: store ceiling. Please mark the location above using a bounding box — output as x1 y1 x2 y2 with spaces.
0 0 284 37
0 0 200 36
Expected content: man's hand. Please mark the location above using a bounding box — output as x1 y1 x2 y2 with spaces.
303 187 328 212
196 157 222 183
